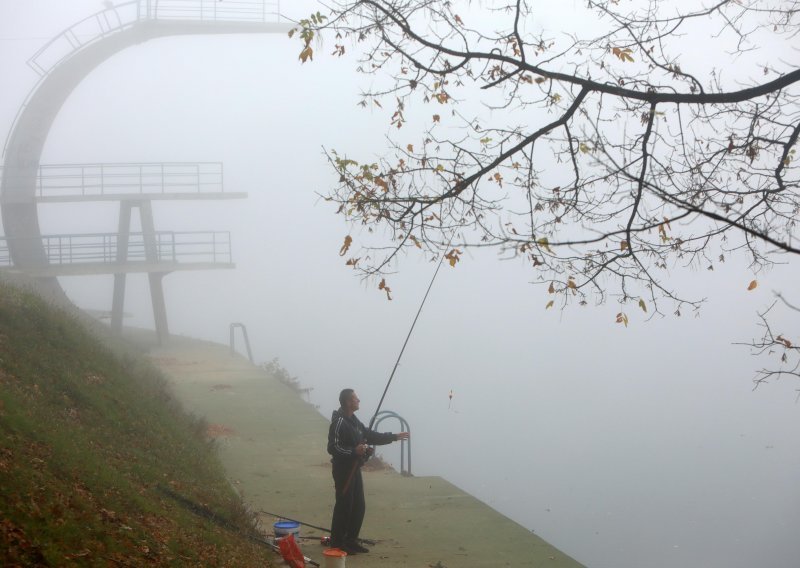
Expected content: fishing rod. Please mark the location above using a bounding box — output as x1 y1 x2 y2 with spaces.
260 510 330 534
259 510 377 545
156 486 320 566
368 233 455 429
340 235 455 497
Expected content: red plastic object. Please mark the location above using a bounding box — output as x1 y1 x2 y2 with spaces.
277 534 305 568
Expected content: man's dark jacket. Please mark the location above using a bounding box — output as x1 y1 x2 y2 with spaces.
327 409 396 464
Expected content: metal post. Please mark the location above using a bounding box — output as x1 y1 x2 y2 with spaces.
111 201 132 334
140 200 170 344
149 272 169 344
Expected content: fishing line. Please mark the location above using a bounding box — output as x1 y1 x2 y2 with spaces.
369 232 456 429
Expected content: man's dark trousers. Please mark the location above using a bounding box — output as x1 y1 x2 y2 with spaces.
330 460 365 547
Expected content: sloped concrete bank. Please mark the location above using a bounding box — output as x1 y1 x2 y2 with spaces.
146 334 585 567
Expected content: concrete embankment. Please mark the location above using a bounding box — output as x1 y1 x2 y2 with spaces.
147 334 585 567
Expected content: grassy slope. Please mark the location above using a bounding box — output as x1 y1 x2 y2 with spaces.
0 282 275 566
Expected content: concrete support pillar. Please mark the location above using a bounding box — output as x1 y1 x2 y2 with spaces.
110 201 132 334
148 272 170 345
110 200 170 343
139 201 169 344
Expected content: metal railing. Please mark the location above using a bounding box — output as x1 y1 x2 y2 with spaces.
141 0 281 23
0 243 10 266
0 230 232 268
1 162 225 199
27 2 141 77
27 1 282 77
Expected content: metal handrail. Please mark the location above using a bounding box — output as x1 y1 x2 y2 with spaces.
27 1 282 77
0 230 232 267
142 0 281 22
27 2 140 77
373 410 412 476
229 322 254 363
1 162 225 199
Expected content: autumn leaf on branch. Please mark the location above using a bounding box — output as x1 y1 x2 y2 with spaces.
537 238 552 254
747 280 758 291
291 12 327 63
567 277 577 293
299 46 314 63
374 176 389 192
611 46 635 62
658 222 670 242
378 278 393 300
444 248 462 267
339 235 353 256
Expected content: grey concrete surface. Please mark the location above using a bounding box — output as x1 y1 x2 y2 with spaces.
148 334 585 568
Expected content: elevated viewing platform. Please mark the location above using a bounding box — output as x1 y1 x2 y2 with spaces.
0 231 233 277
0 1 289 344
1 162 247 203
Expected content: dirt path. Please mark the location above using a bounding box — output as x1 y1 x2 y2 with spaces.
147 334 585 567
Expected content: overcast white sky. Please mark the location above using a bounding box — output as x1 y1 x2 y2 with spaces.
1 2 799 567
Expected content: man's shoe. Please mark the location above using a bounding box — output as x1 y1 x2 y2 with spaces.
345 542 370 554
341 545 359 555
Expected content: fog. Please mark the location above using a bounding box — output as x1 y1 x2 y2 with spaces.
1 2 799 567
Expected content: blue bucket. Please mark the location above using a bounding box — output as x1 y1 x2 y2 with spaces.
274 520 300 540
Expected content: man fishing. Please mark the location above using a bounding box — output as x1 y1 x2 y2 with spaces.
327 389 409 554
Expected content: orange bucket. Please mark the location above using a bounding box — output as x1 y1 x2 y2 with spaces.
322 547 347 568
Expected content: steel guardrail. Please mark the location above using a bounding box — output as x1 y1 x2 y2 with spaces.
0 230 232 267
1 162 226 199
